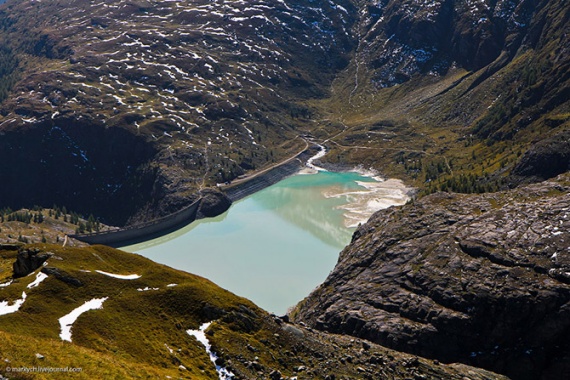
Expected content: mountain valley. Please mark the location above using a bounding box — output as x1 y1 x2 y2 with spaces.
0 0 569 379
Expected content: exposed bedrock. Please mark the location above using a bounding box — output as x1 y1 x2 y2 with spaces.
13 247 52 278
510 129 570 185
293 174 570 380
197 188 232 218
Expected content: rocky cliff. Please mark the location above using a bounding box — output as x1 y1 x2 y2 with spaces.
293 173 570 379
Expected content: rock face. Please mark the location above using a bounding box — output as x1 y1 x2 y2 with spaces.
511 130 570 184
0 121 158 226
353 0 542 87
294 174 570 380
41 267 83 287
12 247 51 278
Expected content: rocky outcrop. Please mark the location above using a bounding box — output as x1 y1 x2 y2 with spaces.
41 267 83 287
216 312 507 380
196 189 232 218
12 247 51 278
354 0 541 87
510 129 570 184
294 174 570 380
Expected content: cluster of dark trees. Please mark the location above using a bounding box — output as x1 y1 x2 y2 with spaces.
49 205 100 233
437 174 502 194
0 208 43 224
0 211 44 224
0 205 101 233
75 214 100 234
423 158 451 182
422 174 504 195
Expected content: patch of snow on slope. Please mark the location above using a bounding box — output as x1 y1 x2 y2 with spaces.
27 272 48 289
0 292 27 316
137 287 159 292
187 322 235 379
59 297 109 342
95 270 141 280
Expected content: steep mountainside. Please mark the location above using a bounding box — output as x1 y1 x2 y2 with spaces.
0 244 506 379
293 174 570 380
0 0 356 225
0 0 567 225
317 0 569 195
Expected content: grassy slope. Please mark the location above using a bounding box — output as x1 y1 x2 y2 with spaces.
316 60 568 191
0 244 253 379
0 244 506 380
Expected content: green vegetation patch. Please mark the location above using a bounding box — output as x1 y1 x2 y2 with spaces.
0 244 255 379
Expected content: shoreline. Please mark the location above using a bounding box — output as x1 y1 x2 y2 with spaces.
72 143 414 247
72 144 318 247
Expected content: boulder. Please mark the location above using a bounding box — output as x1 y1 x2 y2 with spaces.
13 248 52 278
41 267 83 287
269 369 282 380
511 130 570 184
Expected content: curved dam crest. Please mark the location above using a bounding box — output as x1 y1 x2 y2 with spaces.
121 168 411 315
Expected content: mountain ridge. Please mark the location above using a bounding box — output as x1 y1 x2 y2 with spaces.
0 0 356 225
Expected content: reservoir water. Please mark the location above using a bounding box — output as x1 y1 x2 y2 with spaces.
121 170 410 315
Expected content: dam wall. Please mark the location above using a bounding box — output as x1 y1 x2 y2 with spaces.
223 146 315 201
71 199 200 247
223 158 304 201
72 144 317 247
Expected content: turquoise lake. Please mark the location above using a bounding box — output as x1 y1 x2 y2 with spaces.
121 170 409 315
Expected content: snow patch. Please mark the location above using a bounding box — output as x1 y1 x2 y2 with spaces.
27 272 48 289
137 287 159 292
95 270 141 280
187 322 234 379
0 292 27 316
59 297 108 342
